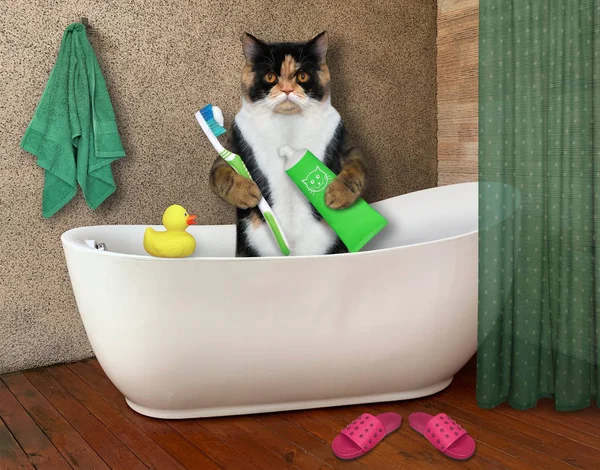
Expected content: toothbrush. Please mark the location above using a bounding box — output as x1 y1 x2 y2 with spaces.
195 104 290 256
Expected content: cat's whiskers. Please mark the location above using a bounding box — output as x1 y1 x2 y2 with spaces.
250 84 321 117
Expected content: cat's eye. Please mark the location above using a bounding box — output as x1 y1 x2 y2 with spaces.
316 175 320 179
264 72 278 84
297 72 310 83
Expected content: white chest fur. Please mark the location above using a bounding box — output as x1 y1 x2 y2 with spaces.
234 103 342 256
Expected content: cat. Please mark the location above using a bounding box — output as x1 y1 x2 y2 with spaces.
209 31 368 257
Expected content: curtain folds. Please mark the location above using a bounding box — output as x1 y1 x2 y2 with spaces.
478 0 599 410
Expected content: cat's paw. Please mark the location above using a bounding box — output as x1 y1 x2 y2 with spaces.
225 175 262 209
325 176 360 209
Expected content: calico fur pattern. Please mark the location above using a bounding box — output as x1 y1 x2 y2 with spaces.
209 32 367 257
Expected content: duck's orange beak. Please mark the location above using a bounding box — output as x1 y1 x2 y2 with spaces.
186 214 197 225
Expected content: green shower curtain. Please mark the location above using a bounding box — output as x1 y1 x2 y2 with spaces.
478 0 599 410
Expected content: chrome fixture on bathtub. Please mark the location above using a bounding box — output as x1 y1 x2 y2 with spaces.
84 240 107 251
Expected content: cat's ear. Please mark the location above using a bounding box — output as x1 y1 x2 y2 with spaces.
308 31 328 64
242 33 266 63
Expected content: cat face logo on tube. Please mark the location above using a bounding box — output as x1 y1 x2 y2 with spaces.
302 166 330 195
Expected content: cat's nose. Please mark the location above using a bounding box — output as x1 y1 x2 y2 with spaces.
280 84 295 95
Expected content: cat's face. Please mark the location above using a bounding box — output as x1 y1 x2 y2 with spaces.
241 32 330 115
302 166 330 193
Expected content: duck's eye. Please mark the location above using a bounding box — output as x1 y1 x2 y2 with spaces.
264 73 278 84
184 213 187 216
297 72 309 83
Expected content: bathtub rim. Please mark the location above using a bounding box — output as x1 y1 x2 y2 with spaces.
61 182 478 263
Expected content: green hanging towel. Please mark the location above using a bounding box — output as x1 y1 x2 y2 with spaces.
20 23 125 218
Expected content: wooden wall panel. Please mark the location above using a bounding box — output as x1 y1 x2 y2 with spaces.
437 0 479 185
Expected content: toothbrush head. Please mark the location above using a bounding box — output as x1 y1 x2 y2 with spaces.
199 104 226 137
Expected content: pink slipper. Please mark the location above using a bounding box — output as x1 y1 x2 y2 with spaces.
332 412 402 460
408 412 476 460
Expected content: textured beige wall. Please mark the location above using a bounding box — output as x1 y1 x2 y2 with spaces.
0 0 437 374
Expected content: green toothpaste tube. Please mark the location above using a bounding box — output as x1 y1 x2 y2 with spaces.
280 146 388 253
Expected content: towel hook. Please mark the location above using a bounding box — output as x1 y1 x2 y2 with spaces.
80 17 96 33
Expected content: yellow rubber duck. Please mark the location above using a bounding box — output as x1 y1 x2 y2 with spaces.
143 205 197 258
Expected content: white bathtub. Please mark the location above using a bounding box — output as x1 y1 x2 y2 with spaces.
61 182 478 419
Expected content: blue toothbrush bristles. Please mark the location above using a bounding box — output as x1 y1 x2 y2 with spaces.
200 104 226 137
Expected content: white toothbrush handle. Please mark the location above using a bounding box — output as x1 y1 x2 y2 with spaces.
195 109 290 255
257 198 290 254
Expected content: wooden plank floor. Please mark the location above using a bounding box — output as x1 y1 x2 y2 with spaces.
1 357 599 469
